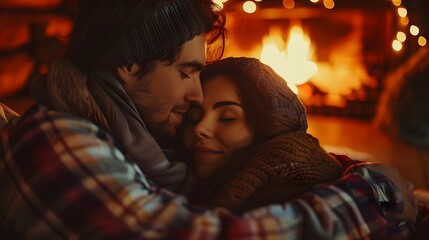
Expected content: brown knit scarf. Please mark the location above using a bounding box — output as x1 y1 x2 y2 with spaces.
29 58 192 193
198 132 343 213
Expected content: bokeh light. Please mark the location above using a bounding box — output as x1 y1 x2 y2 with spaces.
418 36 427 46
396 31 407 42
392 40 403 51
398 7 407 18
243 1 257 13
410 25 420 36
283 0 295 9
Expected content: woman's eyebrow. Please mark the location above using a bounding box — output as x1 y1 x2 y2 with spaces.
213 101 242 109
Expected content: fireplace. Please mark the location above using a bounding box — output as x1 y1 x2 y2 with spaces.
220 0 396 119
0 0 427 121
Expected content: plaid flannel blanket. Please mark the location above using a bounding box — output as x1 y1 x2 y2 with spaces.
0 104 414 239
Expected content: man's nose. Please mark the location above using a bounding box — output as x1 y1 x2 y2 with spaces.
185 76 203 105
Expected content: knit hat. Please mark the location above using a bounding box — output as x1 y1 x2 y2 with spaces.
200 57 308 132
66 0 220 70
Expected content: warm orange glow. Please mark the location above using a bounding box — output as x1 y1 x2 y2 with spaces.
323 0 335 9
306 14 375 107
396 31 406 42
283 0 295 9
45 18 73 40
223 12 377 108
392 0 401 6
39 64 49 74
392 40 403 51
400 16 409 26
260 25 317 94
418 36 427 46
243 1 256 13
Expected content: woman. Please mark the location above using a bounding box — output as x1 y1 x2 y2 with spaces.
181 57 344 213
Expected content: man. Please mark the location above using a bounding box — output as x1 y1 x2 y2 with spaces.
0 0 416 239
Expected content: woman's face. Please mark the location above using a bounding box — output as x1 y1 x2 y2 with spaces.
182 75 254 178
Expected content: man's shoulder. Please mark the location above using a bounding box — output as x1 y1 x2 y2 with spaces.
6 104 113 143
20 104 98 129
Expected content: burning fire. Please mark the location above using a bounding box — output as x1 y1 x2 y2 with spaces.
260 25 317 93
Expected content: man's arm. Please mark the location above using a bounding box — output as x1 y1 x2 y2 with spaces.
176 164 414 239
1 106 189 239
0 106 415 239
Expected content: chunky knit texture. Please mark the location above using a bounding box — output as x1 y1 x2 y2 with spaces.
208 132 342 212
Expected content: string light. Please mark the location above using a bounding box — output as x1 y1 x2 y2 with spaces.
220 0 427 51
213 0 224 8
392 0 401 7
392 0 402 7
390 3 427 51
392 40 403 52
418 36 427 46
323 0 335 9
397 7 407 18
410 25 420 36
396 31 407 42
283 0 295 9
243 1 257 13
400 16 409 26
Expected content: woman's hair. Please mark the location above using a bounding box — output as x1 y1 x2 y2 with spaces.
65 0 226 77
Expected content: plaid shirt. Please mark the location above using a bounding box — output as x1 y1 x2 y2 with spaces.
0 105 414 239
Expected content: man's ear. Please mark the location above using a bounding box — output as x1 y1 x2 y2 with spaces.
116 63 140 86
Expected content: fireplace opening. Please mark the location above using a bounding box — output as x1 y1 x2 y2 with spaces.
221 1 394 119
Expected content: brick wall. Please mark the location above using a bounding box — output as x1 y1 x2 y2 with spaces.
0 0 74 98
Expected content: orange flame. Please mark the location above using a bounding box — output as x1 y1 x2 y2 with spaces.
260 25 317 93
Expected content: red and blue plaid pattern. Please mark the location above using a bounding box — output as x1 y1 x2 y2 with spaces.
0 105 413 239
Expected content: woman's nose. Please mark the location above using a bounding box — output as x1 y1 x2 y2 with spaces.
194 120 213 139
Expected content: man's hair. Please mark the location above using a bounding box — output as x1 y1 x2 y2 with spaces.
65 0 226 77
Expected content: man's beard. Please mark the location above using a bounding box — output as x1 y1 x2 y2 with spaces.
137 106 175 148
147 118 176 148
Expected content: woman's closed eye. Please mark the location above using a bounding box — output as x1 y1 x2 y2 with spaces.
219 110 240 123
219 117 237 122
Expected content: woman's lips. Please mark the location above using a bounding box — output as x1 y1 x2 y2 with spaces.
192 147 222 159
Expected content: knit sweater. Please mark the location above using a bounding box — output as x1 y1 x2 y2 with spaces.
192 132 343 213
